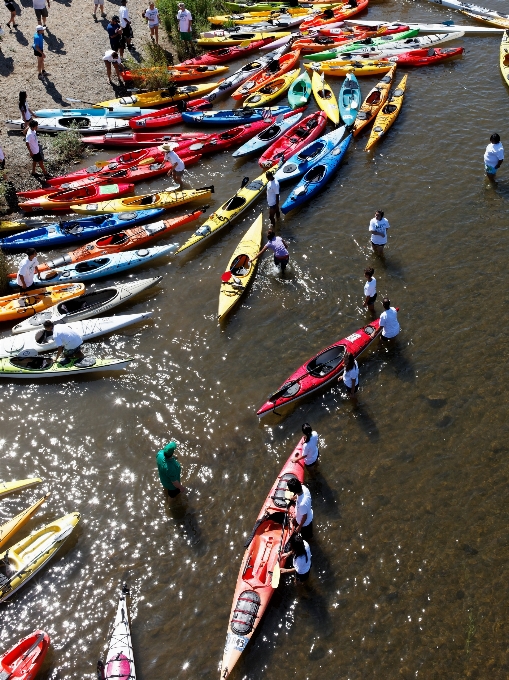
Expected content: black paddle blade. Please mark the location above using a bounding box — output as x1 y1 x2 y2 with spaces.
241 176 250 188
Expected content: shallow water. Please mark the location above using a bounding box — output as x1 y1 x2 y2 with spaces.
2 1 509 677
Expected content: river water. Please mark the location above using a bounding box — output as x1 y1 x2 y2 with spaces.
1 1 509 677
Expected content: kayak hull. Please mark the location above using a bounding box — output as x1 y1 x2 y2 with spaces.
70 187 213 215
365 74 408 151
352 65 395 136
311 70 339 124
0 630 50 680
20 183 135 213
0 357 131 379
275 125 346 182
182 105 292 125
258 110 327 169
0 284 85 323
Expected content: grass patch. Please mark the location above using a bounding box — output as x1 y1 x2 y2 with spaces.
48 126 84 166
124 40 174 91
158 0 226 62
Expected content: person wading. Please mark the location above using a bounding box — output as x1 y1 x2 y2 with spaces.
484 133 504 180
369 209 390 256
363 266 376 313
286 477 314 540
252 229 290 276
155 441 188 498
294 423 320 467
342 351 359 406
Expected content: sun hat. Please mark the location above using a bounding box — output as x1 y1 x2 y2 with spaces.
159 143 179 151
162 441 177 457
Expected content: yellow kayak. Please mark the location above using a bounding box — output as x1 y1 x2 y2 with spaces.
96 82 221 109
365 74 408 151
311 69 339 125
197 32 289 47
209 9 311 24
462 10 509 28
0 493 50 550
243 68 301 108
0 511 80 603
177 173 269 255
71 186 214 214
0 478 42 499
218 213 263 321
305 59 394 77
500 30 509 86
353 64 396 137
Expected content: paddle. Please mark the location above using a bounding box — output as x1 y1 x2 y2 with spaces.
0 632 46 680
64 97 115 113
268 357 339 402
271 509 287 589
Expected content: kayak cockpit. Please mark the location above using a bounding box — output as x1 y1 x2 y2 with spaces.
230 254 251 277
242 520 281 586
307 345 345 377
10 357 53 371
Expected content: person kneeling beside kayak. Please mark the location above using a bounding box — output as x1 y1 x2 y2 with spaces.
43 320 84 363
280 533 312 582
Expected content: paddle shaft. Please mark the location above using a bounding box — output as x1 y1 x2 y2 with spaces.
271 510 287 588
64 97 114 112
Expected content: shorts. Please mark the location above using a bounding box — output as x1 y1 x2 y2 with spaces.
344 381 359 394
94 0 104 5
485 164 497 175
109 37 121 50
295 569 310 582
371 239 386 247
31 151 43 162
63 345 83 358
167 487 180 498
179 31 192 40
122 23 133 38
33 48 44 57
6 2 15 11
274 255 289 270
367 293 377 305
305 450 320 467
300 522 313 541
34 6 48 20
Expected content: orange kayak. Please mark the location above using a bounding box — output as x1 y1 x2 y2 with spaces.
220 441 305 678
231 49 301 100
0 284 84 322
122 64 229 83
300 0 369 30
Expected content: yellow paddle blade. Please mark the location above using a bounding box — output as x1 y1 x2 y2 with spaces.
284 489 294 499
239 39 252 47
271 561 281 588
94 160 111 168
138 157 156 166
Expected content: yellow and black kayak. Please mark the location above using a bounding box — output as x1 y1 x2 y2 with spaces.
365 74 408 151
353 64 396 137
0 494 50 550
500 30 509 86
310 69 339 124
209 8 310 24
71 186 214 214
243 68 301 108
197 32 289 47
0 479 42 499
306 60 395 78
96 82 220 109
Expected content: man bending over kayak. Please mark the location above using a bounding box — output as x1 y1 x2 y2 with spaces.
43 320 84 364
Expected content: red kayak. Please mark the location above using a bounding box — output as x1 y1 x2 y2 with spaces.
259 111 327 169
231 49 301 101
382 46 464 66
82 131 209 147
0 630 50 680
300 0 368 31
178 38 275 66
257 317 386 416
219 442 305 678
128 98 212 130
20 182 135 213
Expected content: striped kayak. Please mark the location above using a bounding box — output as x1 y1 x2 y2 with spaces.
288 71 312 108
275 125 346 182
232 111 303 157
70 186 214 215
97 585 136 680
0 631 50 680
96 83 221 109
0 479 42 499
34 107 156 118
5 116 129 134
365 74 408 151
352 65 396 136
0 494 50 549
0 284 85 323
311 70 339 124
0 356 131 378
258 111 327 169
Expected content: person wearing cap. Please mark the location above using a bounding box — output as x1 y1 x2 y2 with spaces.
16 248 39 291
177 2 193 50
160 143 185 184
155 441 188 498
42 320 84 363
26 120 49 177
32 25 47 80
107 15 122 51
32 0 49 28
103 49 124 84
143 2 159 44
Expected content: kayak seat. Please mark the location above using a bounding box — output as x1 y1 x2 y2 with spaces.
109 233 129 245
307 345 345 377
304 165 326 184
294 128 309 139
75 259 107 273
382 104 398 115
230 254 250 276
139 195 156 205
427 48 436 56
273 472 299 508
230 590 261 635
366 91 381 105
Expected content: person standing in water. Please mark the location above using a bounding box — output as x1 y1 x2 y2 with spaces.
266 170 280 228
294 423 320 467
342 351 359 406
252 229 289 276
155 441 188 498
363 267 376 313
379 297 400 340
369 209 390 256
484 133 504 179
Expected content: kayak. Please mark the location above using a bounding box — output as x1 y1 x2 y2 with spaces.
0 631 50 680
0 284 85 323
425 0 509 20
197 32 288 46
352 64 396 136
0 355 131 379
292 34 364 53
0 512 80 602
257 316 383 416
281 133 352 213
275 124 346 181
306 59 394 76
34 107 156 118
258 110 327 169
231 49 301 100
178 38 276 65
232 111 304 157
12 277 161 334
0 494 49 549
365 74 407 151
20 184 135 213
97 584 136 680
243 67 301 107
345 18 503 33
461 10 509 28
500 30 509 86
122 64 229 83
176 172 269 255
288 70 312 108
300 0 369 30
338 72 361 126
0 210 165 251
0 479 42 499
259 32 297 49
218 214 263 322
0 314 151 358
219 443 305 677
5 116 129 134
382 46 465 66
71 186 214 214
183 119 286 154
181 105 292 125
224 0 332 9
27 245 178 286
208 16 306 30
209 8 310 21
35 209 205 272
128 99 212 129
319 23 411 36
82 131 209 147
311 70 339 124
96 83 221 109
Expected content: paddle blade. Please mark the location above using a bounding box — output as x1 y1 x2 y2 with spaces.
221 271 232 283
271 561 281 588
239 39 252 48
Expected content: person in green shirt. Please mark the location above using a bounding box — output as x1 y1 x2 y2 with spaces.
155 441 188 498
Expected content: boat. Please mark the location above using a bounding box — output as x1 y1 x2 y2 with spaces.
300 0 369 30
259 32 297 49
197 31 287 47
178 38 276 65
95 82 221 109
338 72 361 126
319 23 411 36
232 111 304 157
0 631 50 680
34 107 156 118
500 30 509 86
231 49 301 100
332 31 464 58
122 64 230 83
0 512 80 602
82 131 209 148
0 210 165 251
26 245 178 286
182 120 286 155
5 116 129 134
425 0 509 21
365 74 407 151
70 186 214 215
352 64 396 136
257 316 384 416
382 46 464 66
461 10 509 28
311 70 339 124
281 133 352 213
288 71 312 108
345 18 503 33
0 356 131 379
258 110 327 169
243 68 301 107
307 59 394 77
20 184 135 214
181 105 292 125
0 314 151 358
0 479 42 499
97 585 136 680
219 443 305 677
12 277 161 334
0 494 50 549
206 15 306 30
0 284 85 323
176 173 269 255
225 0 335 10
275 125 346 181
292 34 364 54
209 8 310 24
217 214 263 322
128 99 212 129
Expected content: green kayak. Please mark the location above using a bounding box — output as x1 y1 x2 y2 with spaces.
0 355 132 379
305 28 420 62
288 71 312 109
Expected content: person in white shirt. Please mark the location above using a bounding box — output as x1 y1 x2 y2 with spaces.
33 0 50 27
143 2 159 44
103 50 124 83
369 209 390 256
379 297 400 340
43 320 84 362
177 2 193 51
19 92 35 131
484 133 504 179
265 170 280 227
363 266 376 313
119 0 133 49
280 533 312 582
287 477 313 541
25 120 49 177
16 248 39 290
160 143 185 184
294 423 320 467
342 351 359 405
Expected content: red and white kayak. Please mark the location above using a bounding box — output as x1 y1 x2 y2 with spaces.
220 442 305 678
257 317 385 416
97 584 136 680
0 630 50 680
178 38 275 66
82 131 209 148
300 0 369 31
258 110 327 169
382 46 464 66
128 98 212 129
20 183 135 213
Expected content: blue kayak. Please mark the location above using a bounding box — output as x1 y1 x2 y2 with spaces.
275 125 346 183
34 108 157 119
281 134 352 214
232 112 303 158
181 106 292 126
338 73 361 128
0 209 165 252
11 244 178 287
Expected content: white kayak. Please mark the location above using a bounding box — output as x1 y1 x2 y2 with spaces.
12 277 161 334
337 32 464 58
259 32 297 49
34 108 158 118
5 116 129 134
97 584 137 680
0 314 151 359
425 0 509 20
232 111 303 157
345 18 503 33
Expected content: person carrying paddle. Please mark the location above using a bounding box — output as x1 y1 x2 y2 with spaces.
252 229 289 276
266 170 280 227
279 533 312 582
43 320 84 363
16 248 39 291
369 209 390 256
342 351 359 405
286 477 313 540
484 133 504 179
294 423 320 467
155 441 188 498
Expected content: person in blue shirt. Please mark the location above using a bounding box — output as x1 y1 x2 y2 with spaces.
32 25 47 80
107 16 122 51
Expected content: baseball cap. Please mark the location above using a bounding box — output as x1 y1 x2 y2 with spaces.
36 25 45 31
